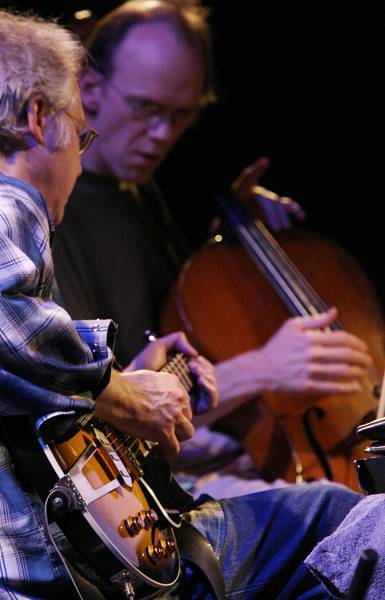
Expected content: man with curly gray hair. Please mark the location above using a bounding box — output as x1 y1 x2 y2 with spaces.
0 10 86 154
0 9 212 597
0 10 95 221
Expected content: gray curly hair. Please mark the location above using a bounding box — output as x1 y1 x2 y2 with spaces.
0 10 86 155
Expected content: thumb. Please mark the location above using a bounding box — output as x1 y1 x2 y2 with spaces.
299 307 338 331
246 156 271 183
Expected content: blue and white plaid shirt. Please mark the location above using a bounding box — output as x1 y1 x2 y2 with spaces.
0 174 225 599
0 173 115 597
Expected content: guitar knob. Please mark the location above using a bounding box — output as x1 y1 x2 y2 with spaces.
146 538 176 563
139 509 158 529
160 538 176 557
122 515 145 536
146 543 162 562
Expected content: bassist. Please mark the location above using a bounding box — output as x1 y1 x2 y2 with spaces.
0 7 365 600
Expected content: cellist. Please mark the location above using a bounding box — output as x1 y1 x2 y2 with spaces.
53 0 372 497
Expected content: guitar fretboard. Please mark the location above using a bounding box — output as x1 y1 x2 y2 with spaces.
160 352 192 392
99 352 193 470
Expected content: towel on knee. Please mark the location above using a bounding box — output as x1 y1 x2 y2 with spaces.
305 493 385 599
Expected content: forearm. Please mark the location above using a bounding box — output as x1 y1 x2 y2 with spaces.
0 367 95 416
0 312 113 396
94 368 129 423
194 311 373 426
193 349 268 427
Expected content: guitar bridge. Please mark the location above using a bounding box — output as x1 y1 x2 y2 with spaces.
62 441 121 506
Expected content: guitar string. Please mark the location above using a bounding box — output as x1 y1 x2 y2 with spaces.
222 196 378 401
219 195 335 323
247 218 378 398
252 219 339 324
106 353 193 463
161 353 192 390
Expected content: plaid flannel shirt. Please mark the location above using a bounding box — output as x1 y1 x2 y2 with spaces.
0 173 115 597
0 174 227 600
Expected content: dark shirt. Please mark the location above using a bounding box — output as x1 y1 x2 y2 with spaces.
53 171 189 365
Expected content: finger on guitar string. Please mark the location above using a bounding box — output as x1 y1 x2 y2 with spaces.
125 330 198 372
188 355 219 411
95 369 194 454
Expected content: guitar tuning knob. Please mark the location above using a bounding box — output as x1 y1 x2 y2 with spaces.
144 330 158 343
160 538 176 556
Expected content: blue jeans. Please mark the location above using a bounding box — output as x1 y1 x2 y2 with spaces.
178 482 361 599
1 441 360 599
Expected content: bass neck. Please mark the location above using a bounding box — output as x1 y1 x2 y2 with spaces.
217 192 343 331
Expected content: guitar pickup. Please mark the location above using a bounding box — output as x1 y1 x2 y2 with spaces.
93 426 143 480
107 449 133 488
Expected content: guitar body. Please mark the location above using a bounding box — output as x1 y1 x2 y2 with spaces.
3 411 189 597
1 353 199 597
53 417 180 583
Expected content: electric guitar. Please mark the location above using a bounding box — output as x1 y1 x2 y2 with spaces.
3 353 197 598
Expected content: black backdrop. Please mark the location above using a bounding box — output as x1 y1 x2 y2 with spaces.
3 0 384 304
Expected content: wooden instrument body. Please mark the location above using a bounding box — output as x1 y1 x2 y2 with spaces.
5 352 195 594
47 417 180 588
162 227 385 488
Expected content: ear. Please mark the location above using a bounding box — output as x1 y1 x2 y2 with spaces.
80 67 105 116
27 95 50 145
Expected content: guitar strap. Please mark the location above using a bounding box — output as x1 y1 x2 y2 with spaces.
175 519 226 600
43 517 226 600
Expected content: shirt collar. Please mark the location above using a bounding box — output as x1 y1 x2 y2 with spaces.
0 172 53 229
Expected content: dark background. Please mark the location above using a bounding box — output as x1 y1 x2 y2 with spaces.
3 0 384 304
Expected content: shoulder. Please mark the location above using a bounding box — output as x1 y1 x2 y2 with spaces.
0 183 36 230
0 181 50 254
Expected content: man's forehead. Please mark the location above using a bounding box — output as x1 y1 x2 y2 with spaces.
111 21 203 80
108 22 204 106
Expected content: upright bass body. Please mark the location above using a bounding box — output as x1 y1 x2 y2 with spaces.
161 219 385 489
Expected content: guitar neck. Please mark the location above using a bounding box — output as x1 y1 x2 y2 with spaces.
102 352 193 465
160 352 193 393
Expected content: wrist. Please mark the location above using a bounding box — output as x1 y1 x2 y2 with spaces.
216 348 276 400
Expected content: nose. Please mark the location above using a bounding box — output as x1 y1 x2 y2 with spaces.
147 115 175 142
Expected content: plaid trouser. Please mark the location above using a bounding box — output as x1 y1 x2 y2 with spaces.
0 444 76 599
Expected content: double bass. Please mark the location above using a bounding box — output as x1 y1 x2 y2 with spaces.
161 193 385 490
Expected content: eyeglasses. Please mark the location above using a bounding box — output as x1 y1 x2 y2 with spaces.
64 111 99 155
109 80 198 130
77 127 99 155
